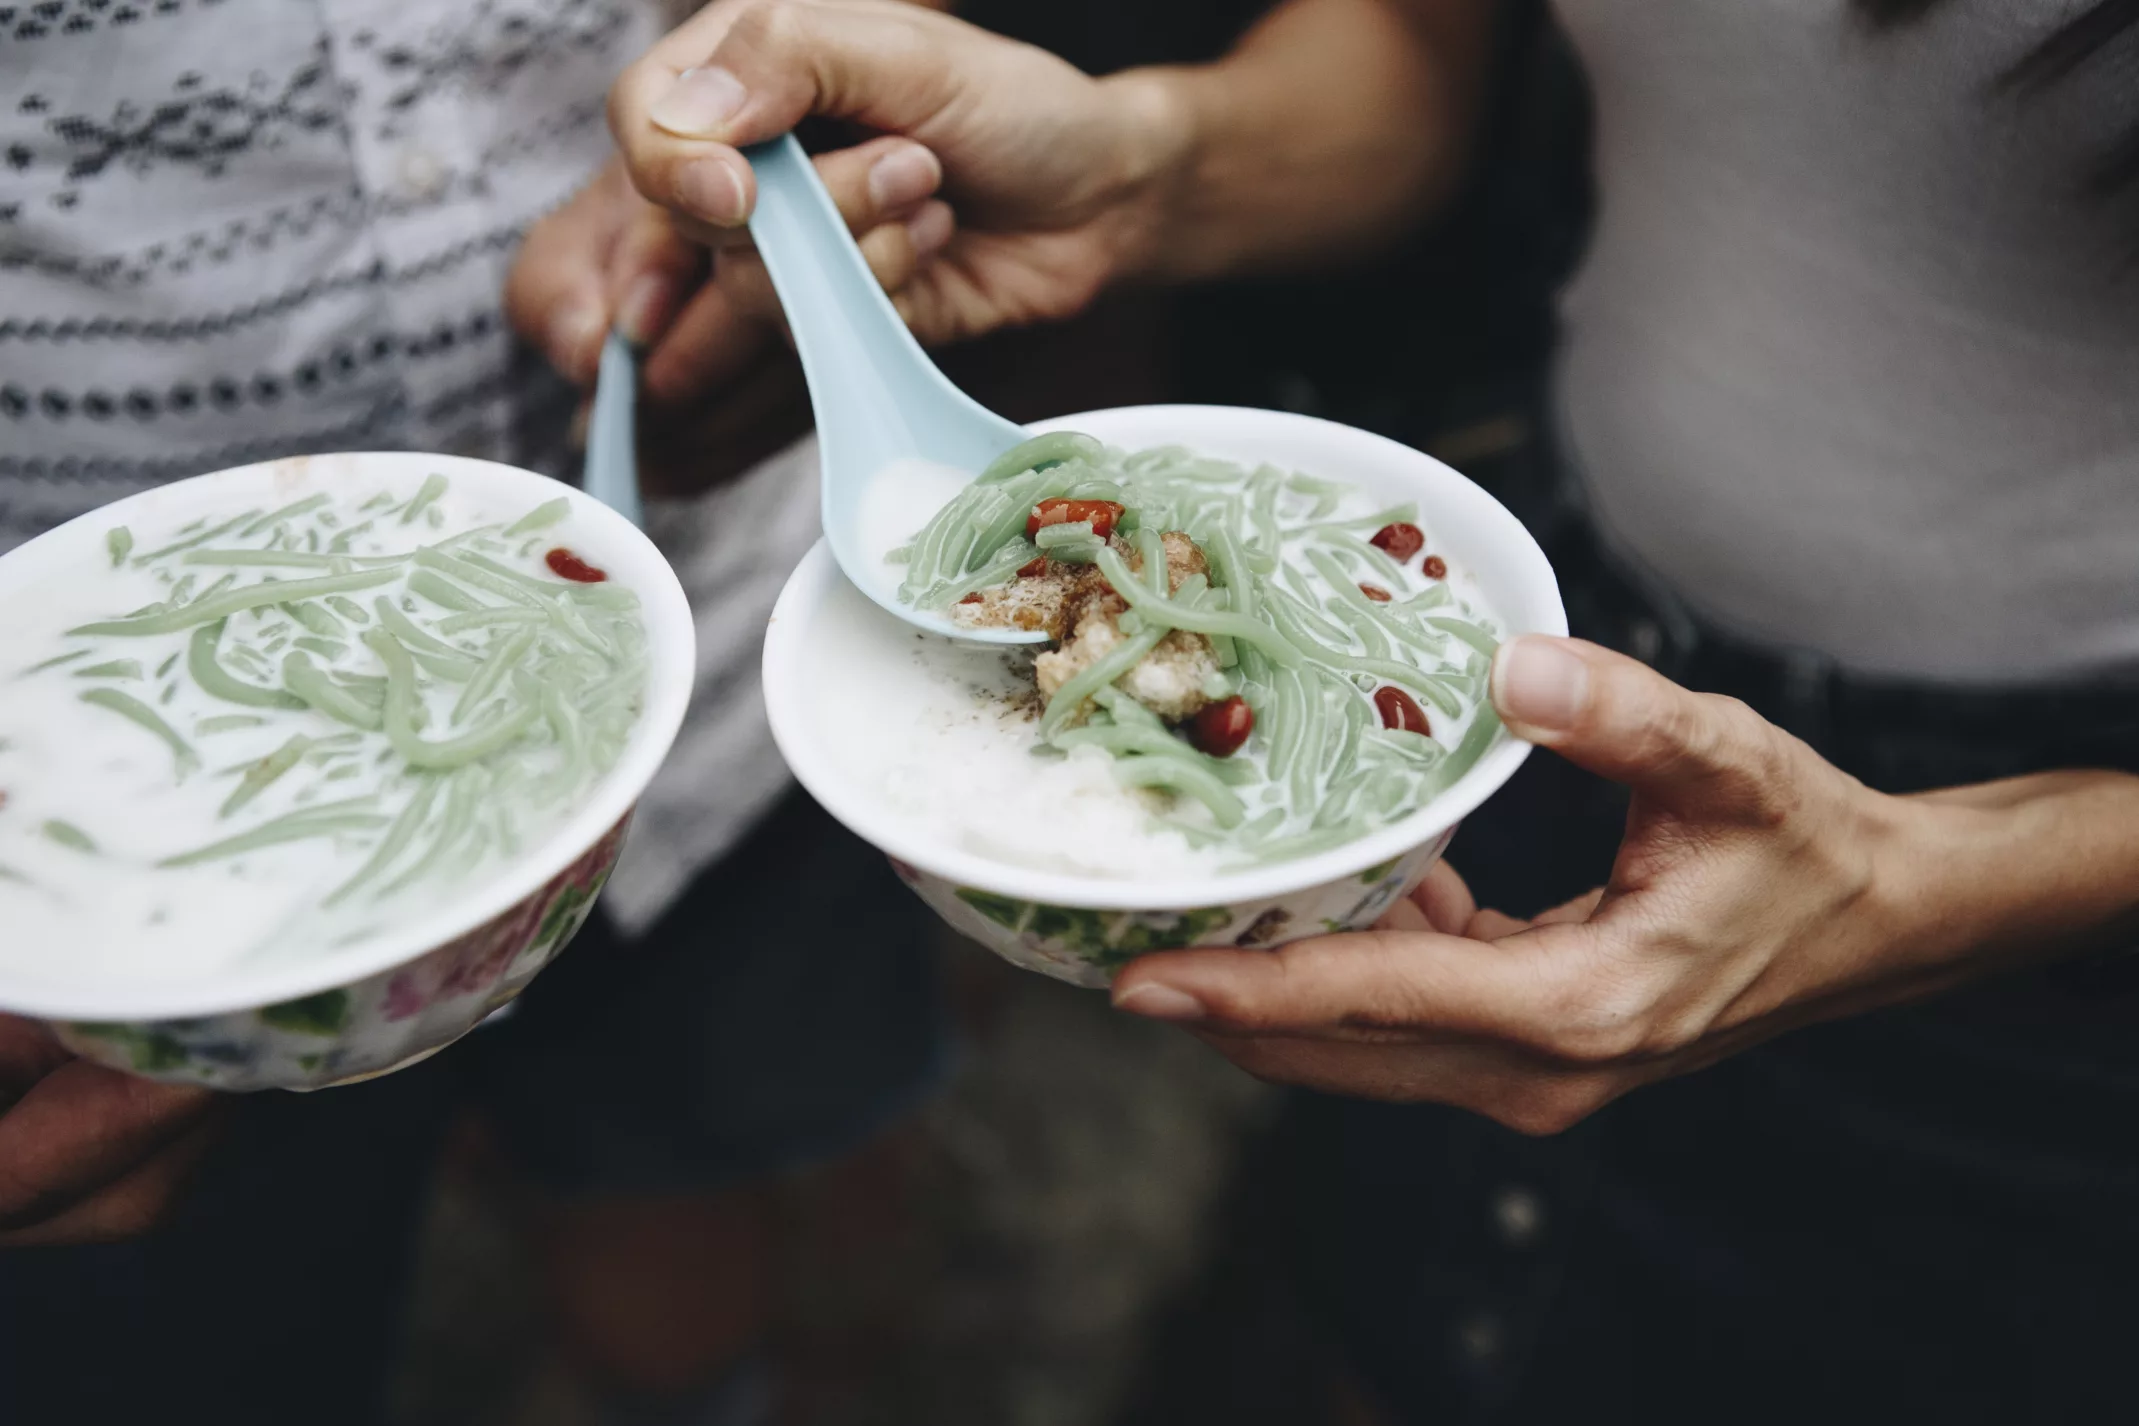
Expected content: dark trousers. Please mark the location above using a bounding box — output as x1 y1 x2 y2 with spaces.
1288 493 2139 1426
0 789 942 1426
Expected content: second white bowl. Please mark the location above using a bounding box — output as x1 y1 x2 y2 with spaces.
764 405 1565 987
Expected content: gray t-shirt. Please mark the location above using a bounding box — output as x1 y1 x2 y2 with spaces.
1551 0 2139 682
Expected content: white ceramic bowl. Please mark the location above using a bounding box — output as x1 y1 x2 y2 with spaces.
0 453 696 1090
764 405 1565 988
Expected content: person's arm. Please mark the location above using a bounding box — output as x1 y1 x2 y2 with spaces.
606 0 1500 346
1117 0 1500 283
1105 636 2139 1130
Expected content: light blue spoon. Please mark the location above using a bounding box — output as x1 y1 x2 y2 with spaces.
743 134 1043 645
582 330 643 528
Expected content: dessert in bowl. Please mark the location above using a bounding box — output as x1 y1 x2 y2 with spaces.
763 405 1564 988
0 452 694 1089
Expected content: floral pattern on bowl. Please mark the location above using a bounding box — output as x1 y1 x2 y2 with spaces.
53 817 632 1092
891 827 1457 989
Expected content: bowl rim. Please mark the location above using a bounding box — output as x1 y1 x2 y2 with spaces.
0 452 697 1022
763 404 1566 912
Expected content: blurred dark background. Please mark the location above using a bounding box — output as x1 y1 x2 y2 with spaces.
388 4 1597 1423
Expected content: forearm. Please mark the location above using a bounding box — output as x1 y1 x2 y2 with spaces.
1884 770 2139 975
1104 0 1499 284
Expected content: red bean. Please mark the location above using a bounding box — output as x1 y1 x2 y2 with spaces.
1188 695 1255 758
1369 522 1425 562
545 547 607 583
1017 556 1049 579
1358 583 1392 602
1027 498 1124 541
1373 686 1430 735
959 592 983 605
1423 555 1448 580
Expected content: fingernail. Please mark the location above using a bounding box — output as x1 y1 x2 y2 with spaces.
548 302 607 381
675 157 748 225
648 66 748 137
1113 982 1206 1023
616 274 676 347
905 201 955 258
868 144 942 212
1492 636 1590 733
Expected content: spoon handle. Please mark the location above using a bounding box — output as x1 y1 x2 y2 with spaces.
583 330 643 527
743 133 945 474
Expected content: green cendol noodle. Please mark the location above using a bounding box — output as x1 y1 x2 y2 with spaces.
22 477 646 910
892 434 1504 865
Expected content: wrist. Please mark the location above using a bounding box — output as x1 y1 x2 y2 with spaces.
1859 792 1986 977
1873 772 2139 979
1090 66 1207 286
1756 785 2019 1022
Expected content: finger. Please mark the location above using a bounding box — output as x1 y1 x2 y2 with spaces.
1407 860 1478 935
1489 635 1798 819
0 1018 69 1102
1196 1033 1625 1134
636 353 814 498
808 135 946 237
606 206 709 351
1465 908 1533 940
709 246 780 333
877 226 1102 343
715 193 953 332
567 396 592 454
639 279 773 407
1534 886 1608 926
0 1115 222 1248
612 0 970 230
505 168 630 385
0 1062 218 1229
1112 927 1578 1048
1376 896 1432 934
1457 887 1605 941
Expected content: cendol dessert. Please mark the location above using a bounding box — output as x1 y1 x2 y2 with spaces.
855 433 1505 875
0 473 648 985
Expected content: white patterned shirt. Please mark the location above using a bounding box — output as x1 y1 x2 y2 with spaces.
0 0 819 928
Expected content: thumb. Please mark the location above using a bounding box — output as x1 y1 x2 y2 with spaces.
610 1 970 230
1489 635 1789 818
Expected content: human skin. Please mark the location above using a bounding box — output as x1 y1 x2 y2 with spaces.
1114 638 2139 1131
603 0 1496 343
595 0 2139 1126
504 0 961 495
0 1015 222 1247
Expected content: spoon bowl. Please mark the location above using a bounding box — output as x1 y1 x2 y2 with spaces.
743 134 1046 646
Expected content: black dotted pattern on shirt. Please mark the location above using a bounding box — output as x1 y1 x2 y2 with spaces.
0 395 406 496
20 42 344 203
0 99 603 286
0 364 517 508
350 0 627 137
2 0 222 44
0 306 501 428
0 224 523 343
